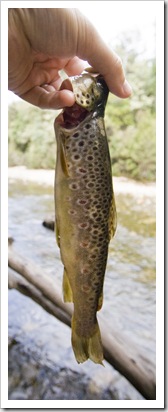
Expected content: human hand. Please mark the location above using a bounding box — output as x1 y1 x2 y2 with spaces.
8 8 132 109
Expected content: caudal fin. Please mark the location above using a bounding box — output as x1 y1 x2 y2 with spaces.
71 316 104 365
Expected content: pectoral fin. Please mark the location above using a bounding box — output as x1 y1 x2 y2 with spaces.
55 218 60 248
108 194 117 240
60 141 69 177
63 268 73 302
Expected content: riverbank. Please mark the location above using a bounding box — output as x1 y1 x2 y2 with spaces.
8 166 156 197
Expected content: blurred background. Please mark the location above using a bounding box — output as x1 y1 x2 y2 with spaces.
8 2 156 181
8 2 156 401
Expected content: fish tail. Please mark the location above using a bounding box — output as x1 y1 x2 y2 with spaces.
71 316 104 365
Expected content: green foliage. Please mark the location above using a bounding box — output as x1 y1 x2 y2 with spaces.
105 29 156 181
8 102 57 169
8 29 156 181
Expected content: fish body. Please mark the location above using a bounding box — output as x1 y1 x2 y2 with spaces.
54 73 117 364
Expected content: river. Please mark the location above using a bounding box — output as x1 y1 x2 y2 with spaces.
8 172 156 400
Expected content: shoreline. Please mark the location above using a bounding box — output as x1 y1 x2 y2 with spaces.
8 166 156 197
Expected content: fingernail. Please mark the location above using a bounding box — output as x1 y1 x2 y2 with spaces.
122 80 132 96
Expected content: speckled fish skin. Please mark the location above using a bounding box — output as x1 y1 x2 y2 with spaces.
54 73 117 365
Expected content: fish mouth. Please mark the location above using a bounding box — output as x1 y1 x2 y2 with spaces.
55 77 91 130
56 103 90 130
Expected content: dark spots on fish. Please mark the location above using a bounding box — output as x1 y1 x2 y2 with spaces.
77 167 87 174
78 141 84 147
72 154 81 161
81 267 90 275
86 182 95 189
85 124 91 129
80 241 90 248
77 198 88 206
69 182 80 190
78 222 89 229
87 303 95 312
86 155 94 161
88 254 97 262
87 296 94 302
93 212 100 219
91 228 99 235
98 235 104 242
84 204 90 211
94 280 101 287
68 209 77 215
73 132 79 138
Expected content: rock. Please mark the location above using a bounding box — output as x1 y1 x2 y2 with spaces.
8 236 14 246
9 390 27 400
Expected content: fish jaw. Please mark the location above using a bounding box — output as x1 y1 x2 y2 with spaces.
54 73 109 131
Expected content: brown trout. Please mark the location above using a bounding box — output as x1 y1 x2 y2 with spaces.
54 72 117 365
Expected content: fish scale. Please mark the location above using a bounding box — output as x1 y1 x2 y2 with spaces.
54 72 117 364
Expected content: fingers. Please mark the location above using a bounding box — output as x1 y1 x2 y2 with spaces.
19 86 75 110
90 48 132 98
86 43 132 98
64 56 86 76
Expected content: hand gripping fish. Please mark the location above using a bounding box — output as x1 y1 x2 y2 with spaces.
54 72 117 365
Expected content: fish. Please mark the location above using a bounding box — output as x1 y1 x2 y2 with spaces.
54 72 117 365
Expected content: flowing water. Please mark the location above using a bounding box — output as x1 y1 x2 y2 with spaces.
8 178 156 400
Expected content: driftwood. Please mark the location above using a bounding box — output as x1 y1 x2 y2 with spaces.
8 249 156 400
8 268 71 327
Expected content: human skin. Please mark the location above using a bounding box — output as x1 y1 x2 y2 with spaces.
8 8 132 109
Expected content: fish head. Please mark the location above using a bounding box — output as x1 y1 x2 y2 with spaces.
54 72 109 131
71 73 109 113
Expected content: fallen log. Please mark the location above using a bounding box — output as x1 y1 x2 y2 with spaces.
8 249 156 400
8 268 71 327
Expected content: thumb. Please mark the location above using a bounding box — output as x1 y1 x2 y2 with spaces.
75 10 132 98
88 44 132 98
